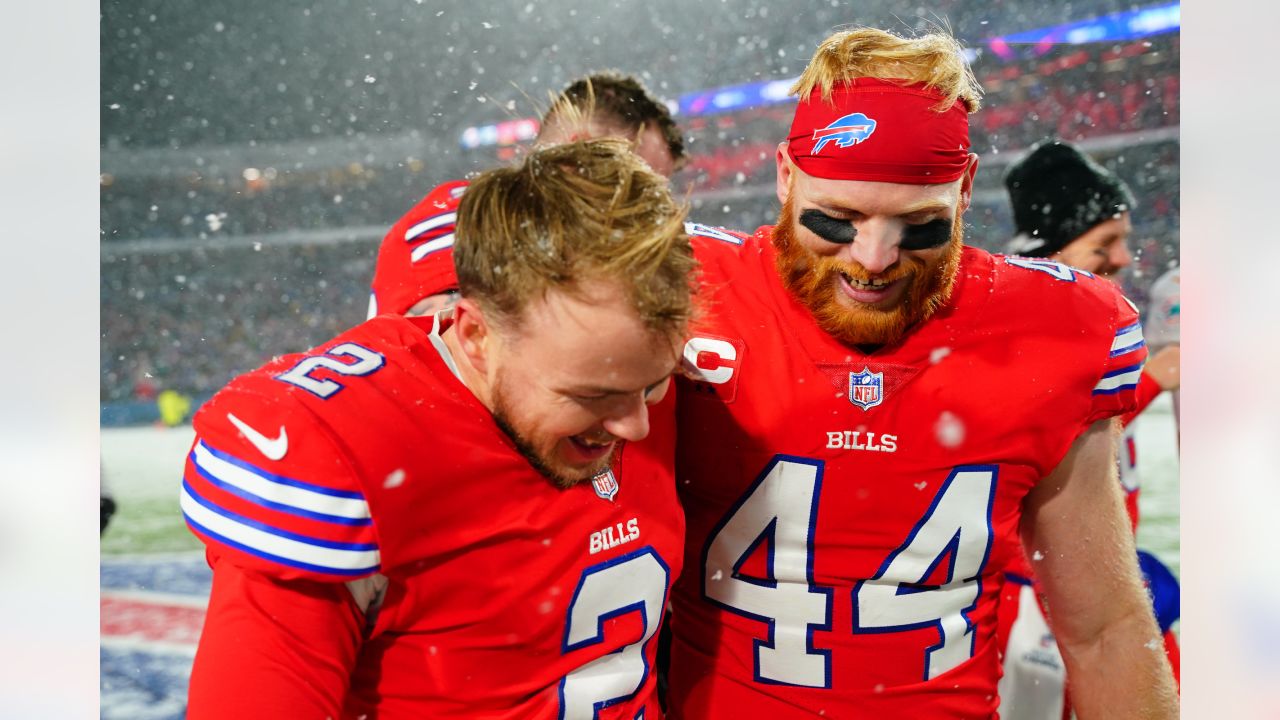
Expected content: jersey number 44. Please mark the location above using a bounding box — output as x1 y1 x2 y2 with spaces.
703 455 998 687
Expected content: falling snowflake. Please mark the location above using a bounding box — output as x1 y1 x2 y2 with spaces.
934 411 965 448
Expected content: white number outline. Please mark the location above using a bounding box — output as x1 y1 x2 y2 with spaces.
274 342 385 399
558 546 670 720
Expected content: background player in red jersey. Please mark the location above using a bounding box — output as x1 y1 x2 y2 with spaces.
997 139 1182 718
182 139 696 719
368 71 685 320
664 28 1178 718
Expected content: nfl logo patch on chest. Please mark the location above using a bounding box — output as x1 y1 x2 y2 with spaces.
848 367 884 410
591 469 619 502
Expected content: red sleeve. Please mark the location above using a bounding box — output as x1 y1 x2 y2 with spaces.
1119 370 1162 427
187 551 364 719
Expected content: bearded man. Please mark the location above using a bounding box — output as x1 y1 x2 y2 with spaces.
664 28 1179 719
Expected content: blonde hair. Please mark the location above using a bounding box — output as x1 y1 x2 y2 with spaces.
791 27 982 113
454 137 694 337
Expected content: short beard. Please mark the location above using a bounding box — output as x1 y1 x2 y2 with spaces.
772 195 964 348
490 376 616 490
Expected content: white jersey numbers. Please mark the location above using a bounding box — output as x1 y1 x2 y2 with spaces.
274 343 386 399
703 456 833 688
560 547 669 719
853 465 998 680
1003 256 1093 282
704 455 997 687
685 222 744 246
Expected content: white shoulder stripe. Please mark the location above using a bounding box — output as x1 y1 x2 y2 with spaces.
410 233 455 263
405 212 457 242
193 442 371 521
180 487 380 573
1094 366 1144 394
1110 324 1145 356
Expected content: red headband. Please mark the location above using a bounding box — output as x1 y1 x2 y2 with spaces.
786 78 971 184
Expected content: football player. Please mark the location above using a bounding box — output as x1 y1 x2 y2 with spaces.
182 139 696 719
663 29 1178 718
998 139 1182 718
363 70 691 712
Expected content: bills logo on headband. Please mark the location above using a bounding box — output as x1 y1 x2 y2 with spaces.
812 112 877 154
848 367 884 410
591 468 619 502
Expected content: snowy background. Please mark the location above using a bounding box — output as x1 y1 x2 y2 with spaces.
100 0 1180 408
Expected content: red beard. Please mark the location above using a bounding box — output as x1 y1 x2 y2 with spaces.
772 195 964 348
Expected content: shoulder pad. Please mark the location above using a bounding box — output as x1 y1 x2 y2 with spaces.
685 222 761 282
991 254 1148 422
182 377 381 583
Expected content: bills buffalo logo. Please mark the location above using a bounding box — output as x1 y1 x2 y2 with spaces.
848 367 884 410
591 468 619 502
812 113 877 154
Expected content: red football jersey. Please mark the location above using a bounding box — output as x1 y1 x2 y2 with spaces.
369 179 469 317
182 314 684 719
666 226 1146 719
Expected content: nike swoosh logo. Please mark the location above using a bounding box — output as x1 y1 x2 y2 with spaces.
226 412 288 461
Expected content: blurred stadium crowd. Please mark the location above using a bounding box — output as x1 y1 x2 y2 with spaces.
100 0 1179 410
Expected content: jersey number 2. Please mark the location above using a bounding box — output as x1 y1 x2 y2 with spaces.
274 343 385 399
703 455 997 687
560 546 669 719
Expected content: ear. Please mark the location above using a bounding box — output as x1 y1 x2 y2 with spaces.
452 297 494 377
957 152 980 213
775 142 794 205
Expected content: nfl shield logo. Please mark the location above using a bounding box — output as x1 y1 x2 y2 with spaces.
591 469 619 502
848 367 884 410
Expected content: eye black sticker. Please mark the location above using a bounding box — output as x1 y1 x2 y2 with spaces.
900 219 952 250
799 209 856 244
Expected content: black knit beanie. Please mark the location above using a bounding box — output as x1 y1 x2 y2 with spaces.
1003 139 1136 258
